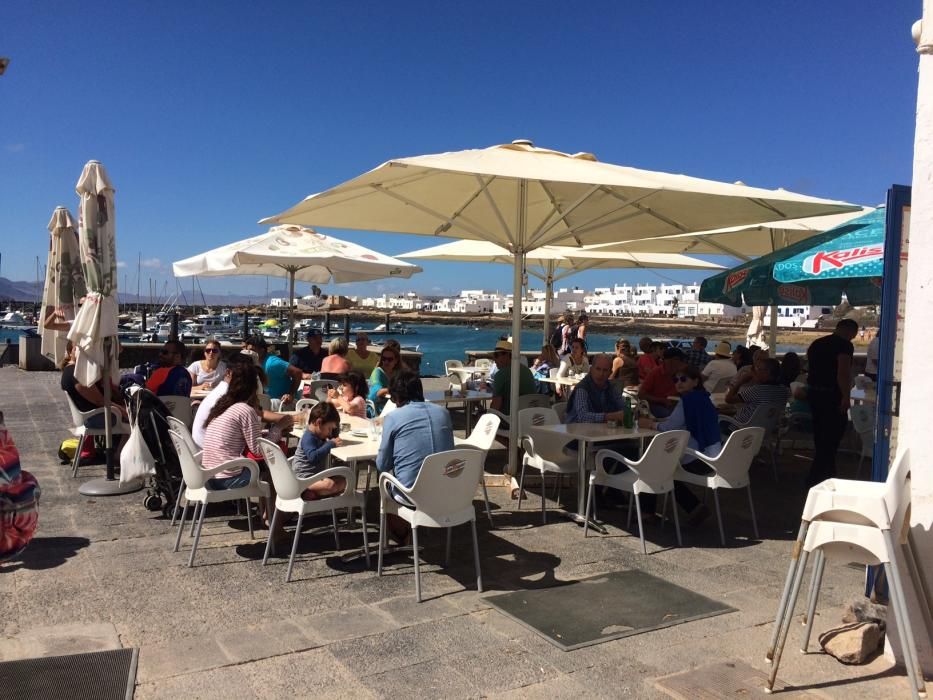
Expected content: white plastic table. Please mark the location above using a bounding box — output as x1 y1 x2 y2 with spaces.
423 389 492 434
527 422 658 531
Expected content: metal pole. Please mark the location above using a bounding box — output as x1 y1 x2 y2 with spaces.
769 304 779 356
542 260 554 348
508 179 528 478
242 311 249 342
324 310 331 337
287 269 296 357
141 309 147 335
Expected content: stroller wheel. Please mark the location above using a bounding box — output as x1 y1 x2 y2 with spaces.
144 493 163 512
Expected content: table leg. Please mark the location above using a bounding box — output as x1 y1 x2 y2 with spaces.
561 439 606 534
465 399 473 435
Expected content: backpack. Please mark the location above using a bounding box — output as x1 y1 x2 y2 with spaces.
57 435 95 464
549 323 565 350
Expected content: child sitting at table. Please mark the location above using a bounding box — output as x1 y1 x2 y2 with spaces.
326 371 368 418
291 402 345 500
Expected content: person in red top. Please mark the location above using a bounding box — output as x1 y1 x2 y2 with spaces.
147 341 193 397
636 338 661 381
639 348 687 418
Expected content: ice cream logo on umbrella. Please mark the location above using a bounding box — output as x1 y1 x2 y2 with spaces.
802 245 883 276
777 284 810 304
723 269 749 293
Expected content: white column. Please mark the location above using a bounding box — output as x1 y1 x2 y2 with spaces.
888 5 933 672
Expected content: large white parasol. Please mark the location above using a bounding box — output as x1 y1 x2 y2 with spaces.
172 225 421 354
40 206 86 366
261 140 860 480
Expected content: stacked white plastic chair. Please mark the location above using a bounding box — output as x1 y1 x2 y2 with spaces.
585 430 690 554
849 404 875 478
764 450 925 698
257 439 369 582
377 449 485 602
673 426 764 545
168 430 271 567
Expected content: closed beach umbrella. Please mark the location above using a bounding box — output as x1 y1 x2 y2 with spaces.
261 140 858 477
699 208 885 307
173 225 422 354
67 161 130 494
400 240 725 340
40 206 86 366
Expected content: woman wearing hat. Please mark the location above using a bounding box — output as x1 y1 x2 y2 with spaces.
701 340 737 393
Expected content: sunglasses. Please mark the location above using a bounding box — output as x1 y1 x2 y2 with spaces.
381 355 397 362
674 375 692 383
204 348 220 354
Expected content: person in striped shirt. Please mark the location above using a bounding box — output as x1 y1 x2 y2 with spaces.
725 357 790 424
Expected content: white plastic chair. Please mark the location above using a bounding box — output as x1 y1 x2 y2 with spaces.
294 398 319 412
709 376 733 394
381 399 397 417
474 358 493 372
489 394 551 442
306 380 339 403
444 359 473 387
459 413 501 528
377 449 485 602
166 416 200 526
257 439 370 582
673 427 764 545
849 404 875 478
765 450 926 698
551 401 568 423
517 407 578 524
719 402 783 480
584 430 690 554
365 399 378 419
64 395 129 478
168 430 270 567
160 395 192 429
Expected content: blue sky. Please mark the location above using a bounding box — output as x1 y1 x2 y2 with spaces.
0 2 921 300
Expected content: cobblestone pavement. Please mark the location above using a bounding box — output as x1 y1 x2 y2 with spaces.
0 367 914 698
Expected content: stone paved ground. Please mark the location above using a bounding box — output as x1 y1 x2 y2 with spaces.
0 366 915 698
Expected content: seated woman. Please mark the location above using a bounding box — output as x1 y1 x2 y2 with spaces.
368 345 401 414
291 402 345 499
188 339 227 391
320 337 352 379
530 344 560 394
556 337 590 398
725 357 791 424
60 342 128 427
610 338 639 390
327 370 368 418
200 362 284 538
638 365 721 524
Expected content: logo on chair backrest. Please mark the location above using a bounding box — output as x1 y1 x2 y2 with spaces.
741 434 754 450
483 422 494 435
532 414 546 426
664 437 679 453
444 458 466 477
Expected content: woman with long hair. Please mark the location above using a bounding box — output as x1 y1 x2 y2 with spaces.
200 362 263 489
368 345 401 414
610 338 639 388
188 339 226 390
531 344 561 394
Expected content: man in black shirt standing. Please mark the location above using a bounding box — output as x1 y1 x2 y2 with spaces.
805 318 858 486
289 328 329 378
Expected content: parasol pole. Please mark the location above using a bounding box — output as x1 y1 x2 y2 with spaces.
287 267 296 357
103 338 114 480
769 304 779 356
542 260 555 348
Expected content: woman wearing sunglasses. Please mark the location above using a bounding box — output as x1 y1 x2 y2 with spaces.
638 364 720 526
368 346 401 415
188 339 227 390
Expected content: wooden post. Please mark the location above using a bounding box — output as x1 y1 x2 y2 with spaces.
344 314 350 342
170 311 179 342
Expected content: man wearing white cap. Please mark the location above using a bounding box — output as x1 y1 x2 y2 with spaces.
701 341 737 393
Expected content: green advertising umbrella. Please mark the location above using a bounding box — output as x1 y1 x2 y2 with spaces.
699 208 885 307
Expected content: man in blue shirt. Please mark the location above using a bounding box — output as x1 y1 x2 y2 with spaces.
376 370 454 542
245 335 302 406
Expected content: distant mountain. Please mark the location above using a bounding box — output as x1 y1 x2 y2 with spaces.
0 277 276 306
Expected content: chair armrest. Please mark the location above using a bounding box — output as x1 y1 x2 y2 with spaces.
718 415 741 428
297 465 356 491
526 427 577 457
78 406 123 426
206 457 262 484
595 448 639 477
378 471 416 508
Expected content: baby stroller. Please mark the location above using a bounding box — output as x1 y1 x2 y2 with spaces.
125 387 182 518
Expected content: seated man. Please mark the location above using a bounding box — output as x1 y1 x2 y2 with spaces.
245 335 302 407
376 370 455 543
146 340 193 397
489 339 537 414
289 329 328 378
638 348 687 418
565 354 628 425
